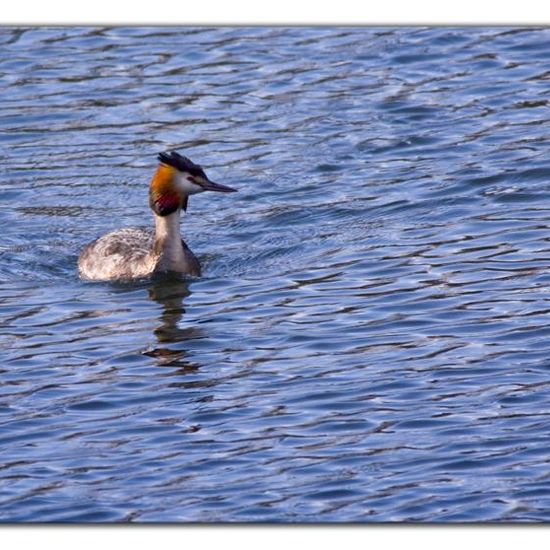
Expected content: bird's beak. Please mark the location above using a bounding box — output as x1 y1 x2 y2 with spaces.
197 176 237 193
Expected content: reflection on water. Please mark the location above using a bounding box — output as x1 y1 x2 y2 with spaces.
1 26 550 522
145 276 204 372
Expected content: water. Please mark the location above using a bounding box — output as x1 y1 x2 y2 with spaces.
1 26 550 523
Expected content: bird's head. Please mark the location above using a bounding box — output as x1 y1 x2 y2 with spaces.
150 151 237 216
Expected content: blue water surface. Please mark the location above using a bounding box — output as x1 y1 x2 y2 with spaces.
0 26 550 522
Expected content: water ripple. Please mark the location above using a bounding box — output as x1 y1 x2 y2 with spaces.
1 26 550 522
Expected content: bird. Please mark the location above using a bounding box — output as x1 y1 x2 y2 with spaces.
78 151 236 281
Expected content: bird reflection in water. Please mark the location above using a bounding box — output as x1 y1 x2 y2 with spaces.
143 274 205 373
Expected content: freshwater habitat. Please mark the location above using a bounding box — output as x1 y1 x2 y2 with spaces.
1 26 550 522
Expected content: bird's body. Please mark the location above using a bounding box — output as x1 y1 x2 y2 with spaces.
78 151 236 281
78 226 201 280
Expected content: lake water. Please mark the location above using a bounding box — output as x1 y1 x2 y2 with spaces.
1 26 550 522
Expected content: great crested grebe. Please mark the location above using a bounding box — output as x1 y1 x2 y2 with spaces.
78 151 236 281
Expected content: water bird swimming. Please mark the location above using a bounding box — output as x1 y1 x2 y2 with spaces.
78 151 237 281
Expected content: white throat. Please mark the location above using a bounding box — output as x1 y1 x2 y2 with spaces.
154 210 186 267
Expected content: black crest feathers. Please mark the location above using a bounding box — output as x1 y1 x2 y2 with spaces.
158 151 206 178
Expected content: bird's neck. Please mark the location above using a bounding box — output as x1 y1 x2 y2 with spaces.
154 210 185 265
